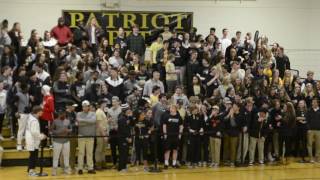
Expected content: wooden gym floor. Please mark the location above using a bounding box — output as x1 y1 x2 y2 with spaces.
0 162 320 180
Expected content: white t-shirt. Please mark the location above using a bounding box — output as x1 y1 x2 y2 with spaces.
220 37 231 56
91 26 96 44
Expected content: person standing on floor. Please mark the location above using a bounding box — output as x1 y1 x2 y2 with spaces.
248 108 269 165
163 104 184 169
51 109 71 176
65 101 78 173
0 81 7 140
77 100 96 175
95 99 109 170
25 106 47 176
306 98 320 163
209 105 223 168
40 85 54 147
185 105 204 168
117 105 133 172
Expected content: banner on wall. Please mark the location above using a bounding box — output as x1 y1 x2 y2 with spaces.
62 10 193 45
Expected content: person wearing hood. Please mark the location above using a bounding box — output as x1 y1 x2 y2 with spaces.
40 85 54 144
50 17 73 46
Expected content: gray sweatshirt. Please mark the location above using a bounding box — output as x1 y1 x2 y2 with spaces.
77 111 96 136
52 118 71 143
16 91 29 113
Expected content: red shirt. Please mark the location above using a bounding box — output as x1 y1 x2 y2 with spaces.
41 95 54 121
51 25 73 46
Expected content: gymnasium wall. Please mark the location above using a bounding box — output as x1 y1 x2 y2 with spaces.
0 0 318 78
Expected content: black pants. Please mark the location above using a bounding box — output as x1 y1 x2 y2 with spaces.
295 126 307 159
109 130 118 165
0 113 5 134
28 149 39 171
189 135 200 164
200 135 209 162
39 120 50 147
135 137 149 163
118 138 129 171
279 134 292 157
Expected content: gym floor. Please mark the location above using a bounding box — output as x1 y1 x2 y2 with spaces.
1 162 320 180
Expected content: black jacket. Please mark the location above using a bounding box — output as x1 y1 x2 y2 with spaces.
249 113 270 138
306 108 320 130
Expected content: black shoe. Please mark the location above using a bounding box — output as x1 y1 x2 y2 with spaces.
78 170 83 175
164 165 168 169
88 170 96 174
172 165 180 169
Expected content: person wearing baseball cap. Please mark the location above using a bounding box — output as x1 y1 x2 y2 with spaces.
77 100 96 175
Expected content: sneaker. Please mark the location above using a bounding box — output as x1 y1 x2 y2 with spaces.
78 170 83 175
164 165 168 169
143 167 150 172
173 164 180 169
17 145 23 151
88 170 96 174
64 168 71 175
0 135 4 141
28 171 39 177
203 162 207 167
198 162 202 167
248 161 254 166
259 161 264 165
52 168 57 176
310 159 315 163
10 136 15 140
119 169 128 173
213 163 219 168
230 163 235 167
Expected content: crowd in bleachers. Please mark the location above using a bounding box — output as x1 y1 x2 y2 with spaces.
0 16 319 177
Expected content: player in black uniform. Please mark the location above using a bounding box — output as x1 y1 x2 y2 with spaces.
163 105 184 169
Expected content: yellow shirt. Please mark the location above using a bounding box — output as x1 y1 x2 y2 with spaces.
150 94 159 107
96 108 108 135
149 42 163 64
193 85 201 96
165 61 177 81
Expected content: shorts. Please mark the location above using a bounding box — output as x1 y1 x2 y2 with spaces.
164 137 179 150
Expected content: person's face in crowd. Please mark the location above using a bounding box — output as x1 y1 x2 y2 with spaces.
164 26 170 32
45 32 51 40
133 27 139 35
306 83 313 92
307 73 314 80
30 74 37 82
103 39 109 47
230 49 237 57
59 73 67 82
212 108 219 116
153 72 160 81
232 104 240 113
146 110 152 119
175 88 182 95
202 59 209 67
192 76 199 85
191 52 198 60
112 100 119 107
114 50 120 57
138 112 146 121
184 33 190 41
259 111 267 119
3 67 12 76
118 27 124 36
223 29 229 37
82 105 90 112
37 110 43 118
101 62 107 71
169 105 177 115
110 69 118 78
163 42 169 49
126 109 133 117
91 18 97 26
298 100 305 109
157 36 163 43
312 99 319 109
58 18 65 26
208 35 215 44
101 84 108 93
236 32 241 39
275 101 281 109
160 96 167 104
